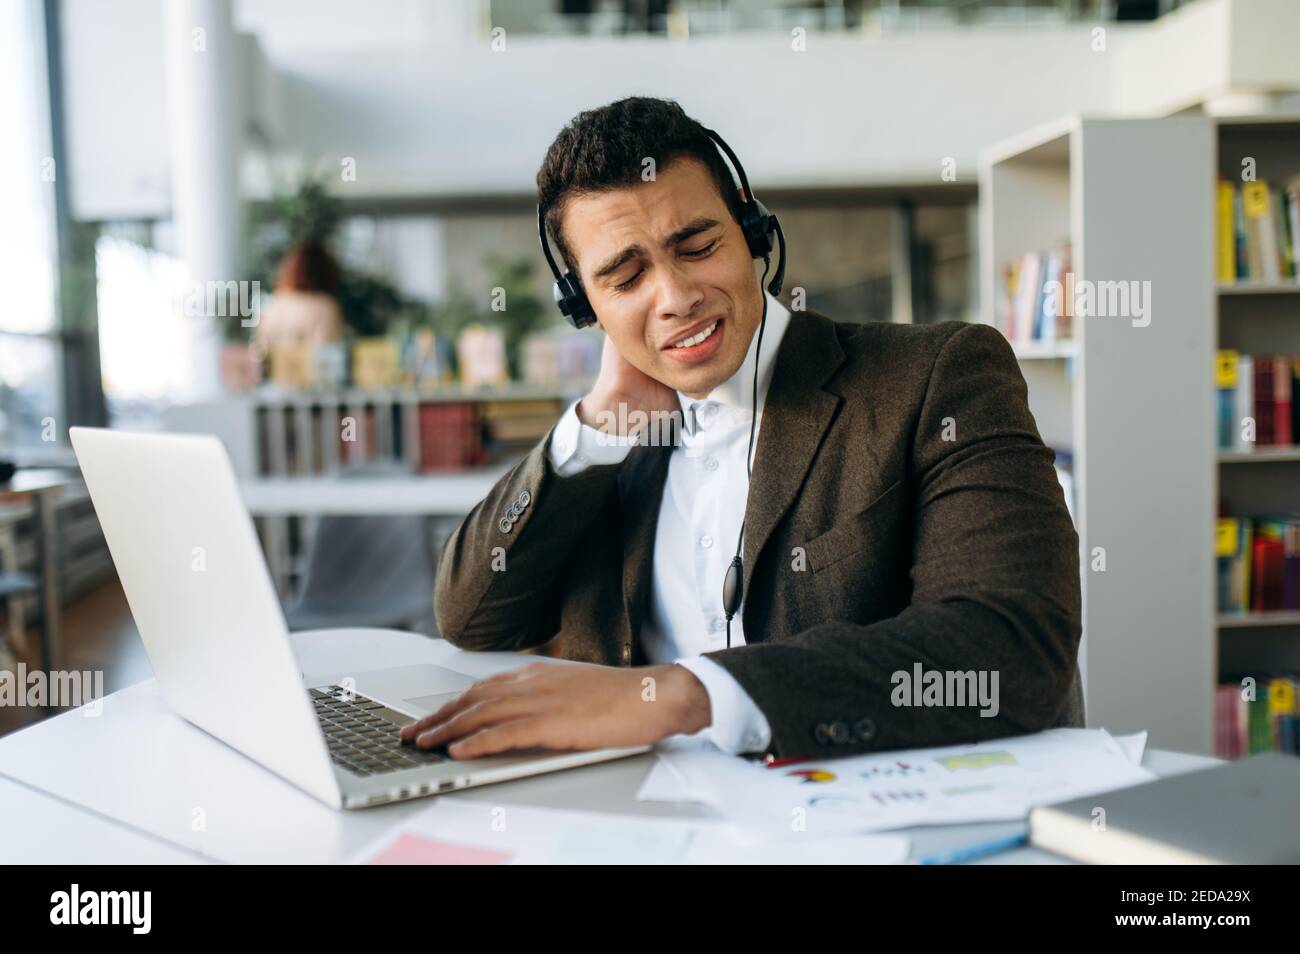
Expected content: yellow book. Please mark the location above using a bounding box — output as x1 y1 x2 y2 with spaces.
1216 180 1237 283
1242 181 1280 281
1215 518 1239 558
1268 677 1295 720
352 338 400 390
1215 350 1239 390
268 343 315 389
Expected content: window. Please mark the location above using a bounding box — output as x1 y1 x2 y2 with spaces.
0 0 62 450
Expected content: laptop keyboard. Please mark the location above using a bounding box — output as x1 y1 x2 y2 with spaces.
310 685 448 777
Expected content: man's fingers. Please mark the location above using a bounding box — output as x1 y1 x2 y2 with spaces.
445 718 549 760
413 695 542 751
399 681 537 741
397 665 547 741
398 696 465 741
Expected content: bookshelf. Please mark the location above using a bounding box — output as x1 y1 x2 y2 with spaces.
1214 117 1300 658
981 115 1217 755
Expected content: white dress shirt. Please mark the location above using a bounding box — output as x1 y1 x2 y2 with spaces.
547 291 792 755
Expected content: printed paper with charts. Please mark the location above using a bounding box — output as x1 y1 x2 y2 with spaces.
657 728 1153 840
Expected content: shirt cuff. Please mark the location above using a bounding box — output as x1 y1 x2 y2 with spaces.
674 656 772 755
547 399 638 477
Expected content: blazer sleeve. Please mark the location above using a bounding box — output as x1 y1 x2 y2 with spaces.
433 425 624 652
704 322 1083 758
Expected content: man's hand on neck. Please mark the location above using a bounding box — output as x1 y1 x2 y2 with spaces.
579 334 682 435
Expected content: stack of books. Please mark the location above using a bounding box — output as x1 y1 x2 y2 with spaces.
1215 350 1299 451
480 399 566 460
251 391 566 476
1216 178 1300 284
417 403 489 472
1215 675 1300 759
1216 516 1300 614
999 242 1073 347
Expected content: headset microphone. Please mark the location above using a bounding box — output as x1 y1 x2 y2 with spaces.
537 125 786 651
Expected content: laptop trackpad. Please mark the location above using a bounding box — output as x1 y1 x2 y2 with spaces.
345 664 474 716
401 691 463 716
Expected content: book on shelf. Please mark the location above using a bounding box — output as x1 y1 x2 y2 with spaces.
999 242 1073 348
351 338 401 391
268 343 316 389
417 403 488 472
480 398 565 451
1214 349 1300 451
1215 177 1300 284
456 325 509 390
1216 515 1300 614
1215 676 1300 760
520 327 602 389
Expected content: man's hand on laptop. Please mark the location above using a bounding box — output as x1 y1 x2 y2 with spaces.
396 662 711 758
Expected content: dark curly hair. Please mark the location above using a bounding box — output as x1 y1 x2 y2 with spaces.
536 96 747 276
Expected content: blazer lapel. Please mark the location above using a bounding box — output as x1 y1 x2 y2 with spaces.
742 311 846 604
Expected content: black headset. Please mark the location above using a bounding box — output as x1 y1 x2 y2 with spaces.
536 125 787 650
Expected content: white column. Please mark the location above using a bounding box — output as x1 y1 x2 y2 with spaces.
163 0 240 400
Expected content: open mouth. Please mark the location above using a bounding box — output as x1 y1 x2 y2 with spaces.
668 319 719 350
662 317 725 365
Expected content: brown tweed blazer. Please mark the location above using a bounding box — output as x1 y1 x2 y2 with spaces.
434 312 1085 758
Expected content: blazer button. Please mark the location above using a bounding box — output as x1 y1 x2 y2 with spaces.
854 718 876 742
519 490 531 507
813 723 831 745
509 501 523 518
498 517 512 533
829 721 850 744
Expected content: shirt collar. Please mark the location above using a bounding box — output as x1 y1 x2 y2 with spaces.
675 291 791 419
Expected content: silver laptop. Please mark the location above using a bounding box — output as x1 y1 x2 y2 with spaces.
69 426 649 810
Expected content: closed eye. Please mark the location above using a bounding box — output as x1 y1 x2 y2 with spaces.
681 239 718 259
611 240 719 294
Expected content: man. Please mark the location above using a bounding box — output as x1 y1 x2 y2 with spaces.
399 97 1082 761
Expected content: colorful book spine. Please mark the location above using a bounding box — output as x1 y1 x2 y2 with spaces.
1212 677 1300 760
1218 179 1300 282
1216 180 1237 284
1273 355 1293 445
1254 355 1276 446
1234 354 1254 451
1215 350 1238 451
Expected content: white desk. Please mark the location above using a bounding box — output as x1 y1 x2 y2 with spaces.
0 773 201 864
0 628 1218 864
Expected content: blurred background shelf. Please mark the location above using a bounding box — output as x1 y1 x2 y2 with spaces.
1218 448 1300 463
1218 611 1300 629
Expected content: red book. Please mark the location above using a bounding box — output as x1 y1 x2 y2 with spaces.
418 403 487 472
1251 533 1285 611
1273 356 1293 445
1254 356 1276 446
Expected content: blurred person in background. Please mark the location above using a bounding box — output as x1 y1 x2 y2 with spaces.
254 240 345 353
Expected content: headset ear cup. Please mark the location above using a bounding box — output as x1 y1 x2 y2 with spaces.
742 199 776 260
554 273 596 329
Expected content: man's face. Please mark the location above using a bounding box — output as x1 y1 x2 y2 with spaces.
560 157 762 399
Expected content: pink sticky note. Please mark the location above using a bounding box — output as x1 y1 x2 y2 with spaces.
367 832 512 865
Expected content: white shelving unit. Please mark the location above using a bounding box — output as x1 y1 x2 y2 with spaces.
981 115 1216 755
1213 116 1300 675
